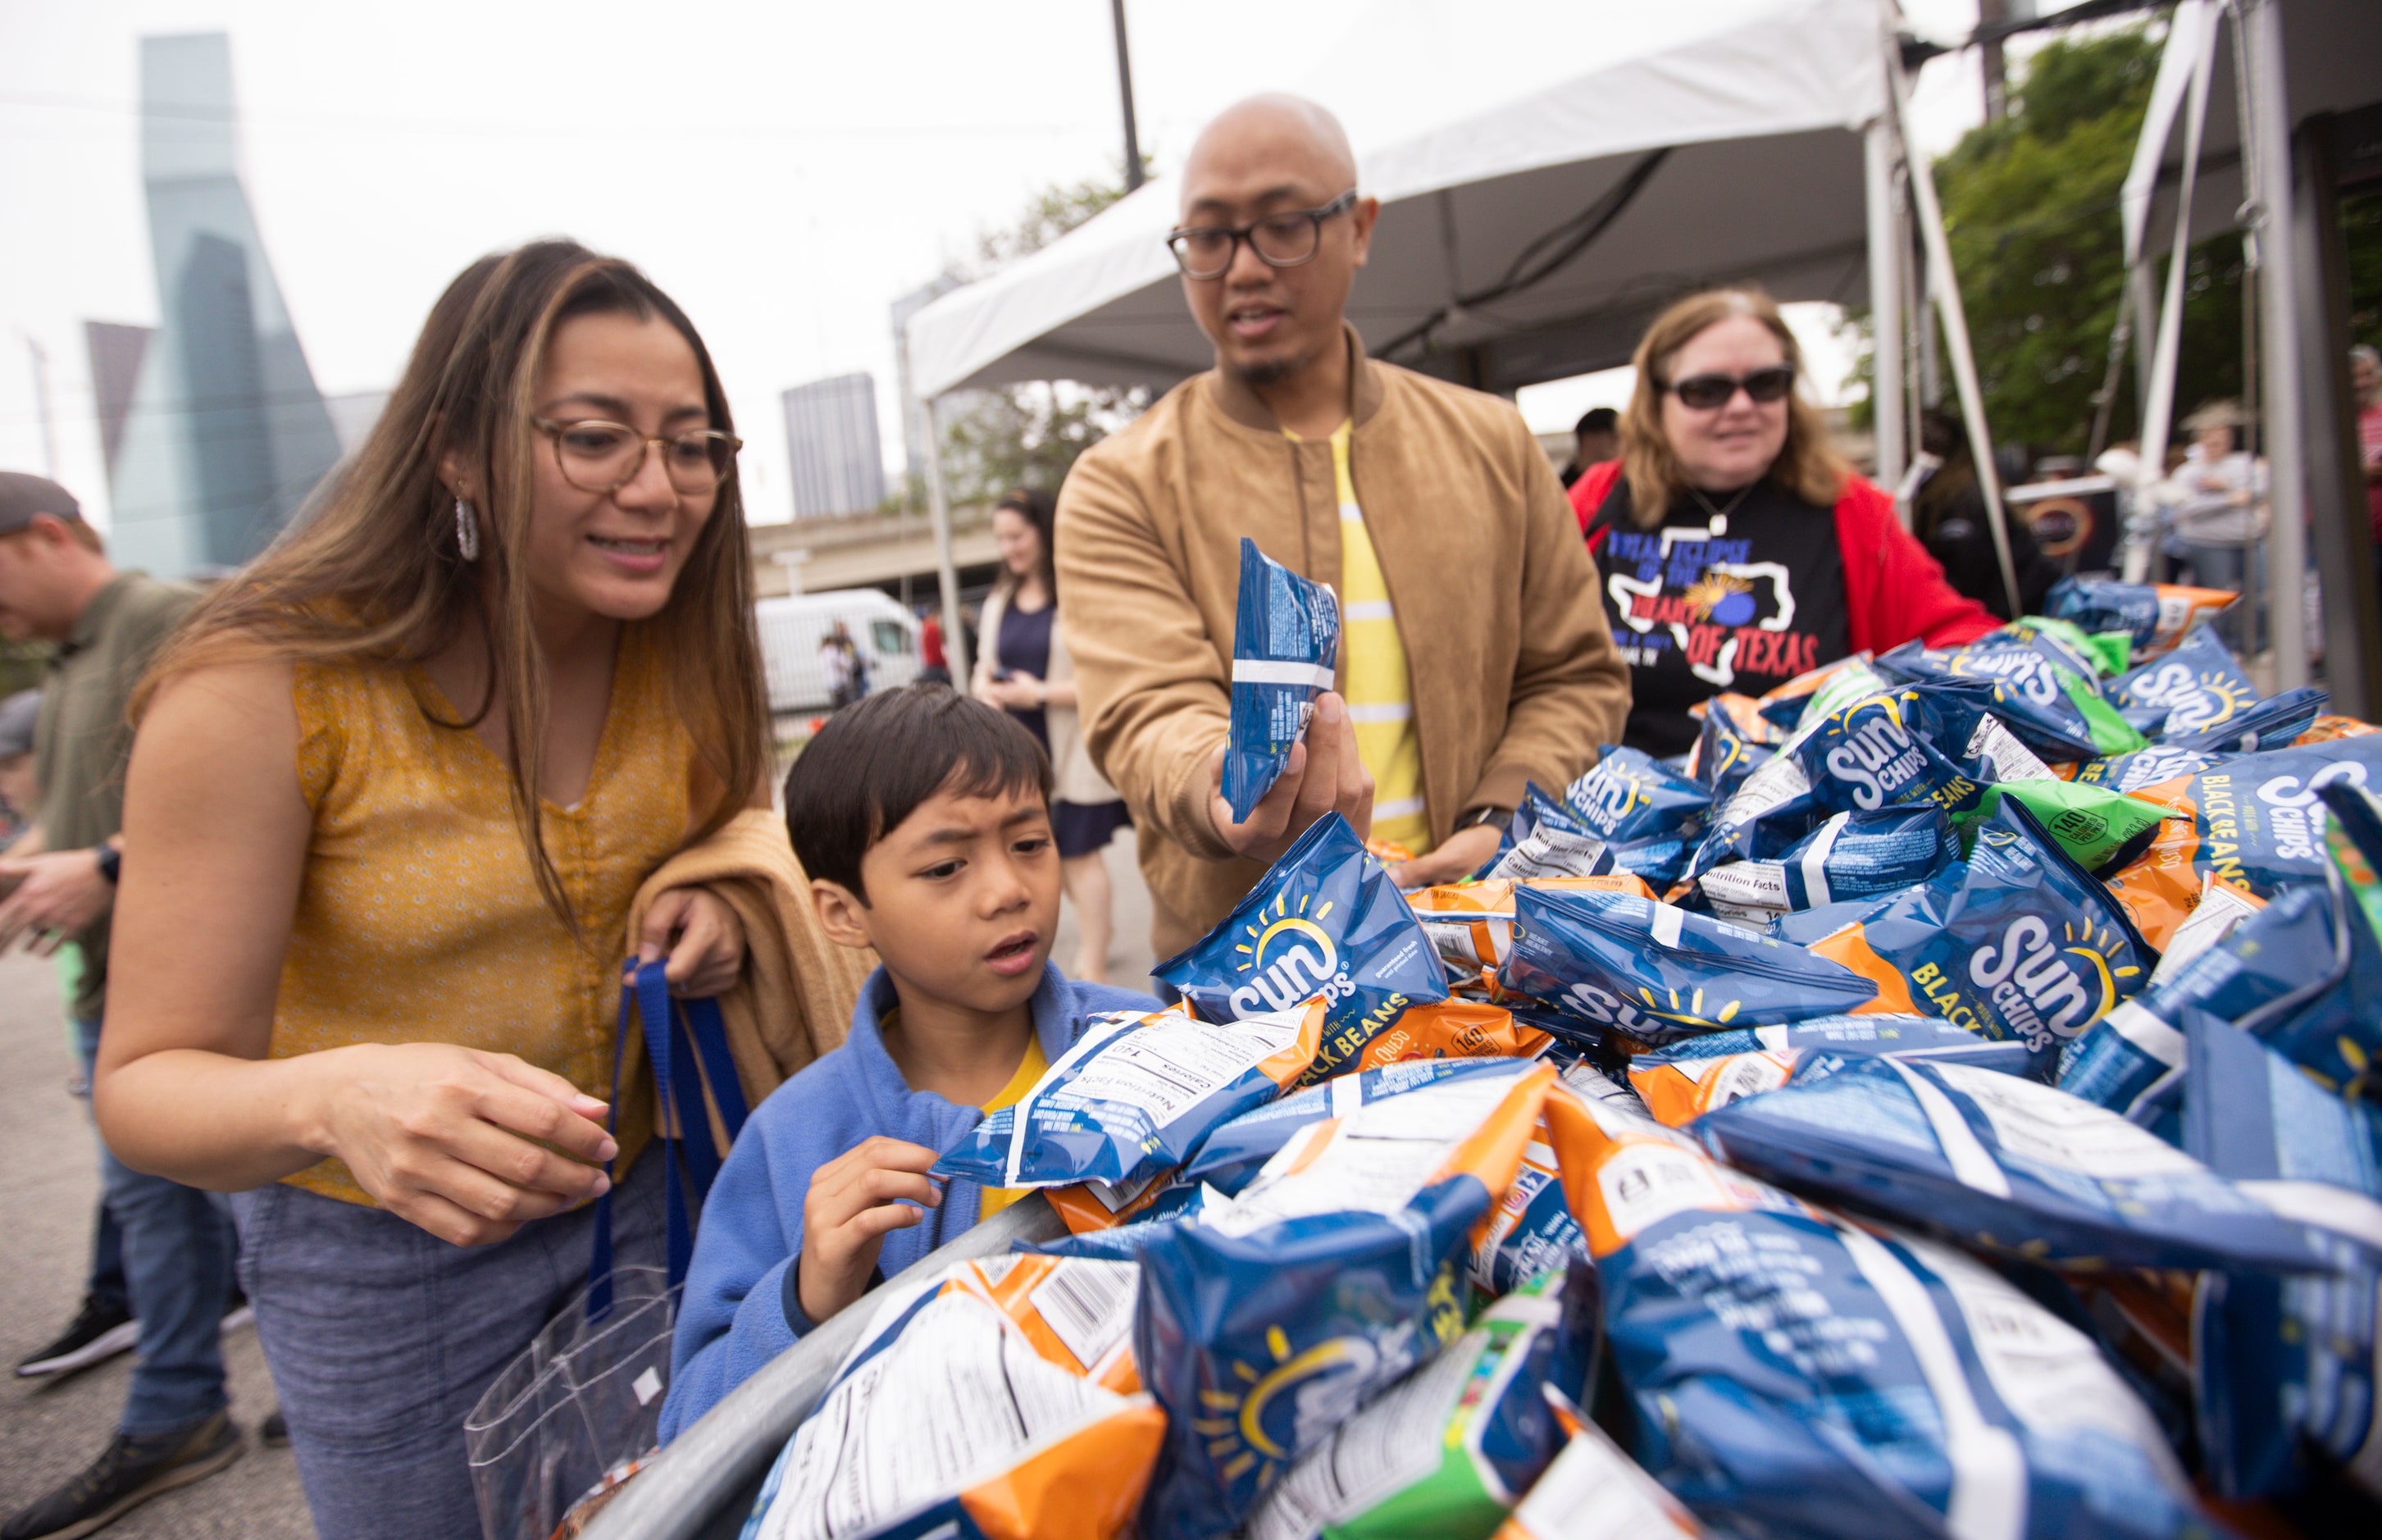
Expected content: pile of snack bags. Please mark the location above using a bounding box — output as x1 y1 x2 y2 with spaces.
740 572 2382 1540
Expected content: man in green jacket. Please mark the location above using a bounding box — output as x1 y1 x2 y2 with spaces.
1056 95 1631 955
0 473 242 1540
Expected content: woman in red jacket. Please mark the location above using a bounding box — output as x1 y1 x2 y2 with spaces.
1572 287 1994 756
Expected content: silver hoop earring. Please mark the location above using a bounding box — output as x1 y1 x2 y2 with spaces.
454 497 480 563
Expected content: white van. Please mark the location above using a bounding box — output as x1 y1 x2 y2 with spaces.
753 590 922 713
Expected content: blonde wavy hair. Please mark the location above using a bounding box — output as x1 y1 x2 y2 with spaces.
1618 286 1846 529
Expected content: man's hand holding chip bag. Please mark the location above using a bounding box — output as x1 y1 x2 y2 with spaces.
1208 691 1375 867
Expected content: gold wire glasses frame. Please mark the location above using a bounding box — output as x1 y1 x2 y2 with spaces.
530 417 743 496
1165 190 1360 280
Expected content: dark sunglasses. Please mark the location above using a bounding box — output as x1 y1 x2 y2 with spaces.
1665 367 1796 411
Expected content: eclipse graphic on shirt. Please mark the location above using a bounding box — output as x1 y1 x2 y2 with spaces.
1604 515 1806 689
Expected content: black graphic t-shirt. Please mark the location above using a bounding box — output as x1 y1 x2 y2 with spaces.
1588 477 1849 759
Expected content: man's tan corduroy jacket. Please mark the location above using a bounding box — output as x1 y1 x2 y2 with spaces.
1055 327 1632 957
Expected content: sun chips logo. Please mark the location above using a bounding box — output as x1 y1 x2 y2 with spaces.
1966 914 2130 1052
1228 892 1353 1014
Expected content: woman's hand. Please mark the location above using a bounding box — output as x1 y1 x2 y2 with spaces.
315 1042 617 1246
637 885 745 997
980 672 1043 710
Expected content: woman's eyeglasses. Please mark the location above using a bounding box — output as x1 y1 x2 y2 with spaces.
1664 367 1797 411
531 418 741 496
1166 191 1359 280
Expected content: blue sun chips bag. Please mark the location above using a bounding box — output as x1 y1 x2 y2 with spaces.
1105 1064 1555 1540
1542 1086 2224 1540
2183 1005 2382 1501
1692 1050 2324 1272
2105 623 2260 740
1156 813 1449 1082
1795 688 1991 819
935 1000 1324 1190
1497 884 1876 1045
1560 747 1712 845
1805 798 2154 1075
1224 538 1340 823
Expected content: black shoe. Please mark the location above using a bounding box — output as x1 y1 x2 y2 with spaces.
259 1410 288 1448
1 1411 242 1539
14 1296 137 1380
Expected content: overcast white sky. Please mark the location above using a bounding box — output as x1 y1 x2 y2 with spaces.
0 1 2044 527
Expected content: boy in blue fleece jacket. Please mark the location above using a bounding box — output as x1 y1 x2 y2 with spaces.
661 686 1155 1439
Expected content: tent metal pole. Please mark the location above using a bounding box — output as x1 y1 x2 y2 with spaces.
2239 0 2307 689
1865 114 1907 493
2124 3 2218 581
1889 54 2023 619
919 391 971 686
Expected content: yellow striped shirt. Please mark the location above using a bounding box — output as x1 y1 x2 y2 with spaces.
1287 421 1428 851
972 1034 1050 1219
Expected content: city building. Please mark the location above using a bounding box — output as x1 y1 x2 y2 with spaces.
88 33 340 578
781 372 886 520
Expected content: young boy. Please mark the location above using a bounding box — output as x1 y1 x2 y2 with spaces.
661 686 1158 1439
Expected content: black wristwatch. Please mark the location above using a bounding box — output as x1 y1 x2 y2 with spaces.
93 845 121 885
1454 805 1514 834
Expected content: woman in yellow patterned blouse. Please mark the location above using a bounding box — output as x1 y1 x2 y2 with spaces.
93 243 771 1537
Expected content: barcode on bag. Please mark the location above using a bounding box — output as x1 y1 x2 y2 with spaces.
1029 1259 1138 1371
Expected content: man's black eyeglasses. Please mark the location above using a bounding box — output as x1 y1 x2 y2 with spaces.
1664 367 1797 411
1167 190 1360 280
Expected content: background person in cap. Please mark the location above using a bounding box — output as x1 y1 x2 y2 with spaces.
1055 94 1630 959
0 474 242 1540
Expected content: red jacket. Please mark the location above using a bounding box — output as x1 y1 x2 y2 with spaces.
1569 461 1995 658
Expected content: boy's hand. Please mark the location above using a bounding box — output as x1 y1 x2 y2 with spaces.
796 1136 943 1325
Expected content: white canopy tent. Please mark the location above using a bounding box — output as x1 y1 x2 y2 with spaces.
907 0 1892 403
902 0 1926 672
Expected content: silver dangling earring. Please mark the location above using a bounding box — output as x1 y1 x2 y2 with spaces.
453 496 480 562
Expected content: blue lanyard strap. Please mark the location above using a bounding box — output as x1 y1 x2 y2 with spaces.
588 959 749 1319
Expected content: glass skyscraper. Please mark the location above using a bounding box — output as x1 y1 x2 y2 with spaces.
93 33 340 578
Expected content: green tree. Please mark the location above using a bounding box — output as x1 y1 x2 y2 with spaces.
1924 25 2247 454
936 166 1153 503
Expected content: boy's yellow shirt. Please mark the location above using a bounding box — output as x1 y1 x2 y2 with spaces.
972 1035 1050 1219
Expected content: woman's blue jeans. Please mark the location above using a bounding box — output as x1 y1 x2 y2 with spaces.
234 1146 665 1540
74 1015 236 1436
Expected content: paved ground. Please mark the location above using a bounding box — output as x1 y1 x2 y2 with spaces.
0 829 1156 1538
0 948 312 1539
1051 826 1161 997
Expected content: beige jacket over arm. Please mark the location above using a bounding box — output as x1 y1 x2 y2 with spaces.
1055 328 1632 955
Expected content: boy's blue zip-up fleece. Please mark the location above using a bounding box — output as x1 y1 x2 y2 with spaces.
659 960 1156 1441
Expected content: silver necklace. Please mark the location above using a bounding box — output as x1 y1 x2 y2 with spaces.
1687 481 1756 534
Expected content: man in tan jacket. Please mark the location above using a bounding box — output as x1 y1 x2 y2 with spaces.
1056 95 1632 956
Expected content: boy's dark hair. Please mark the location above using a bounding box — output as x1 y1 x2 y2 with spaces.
786 684 1052 900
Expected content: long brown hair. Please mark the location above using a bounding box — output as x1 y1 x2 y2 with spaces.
139 241 767 934
1619 286 1846 529
993 487 1058 603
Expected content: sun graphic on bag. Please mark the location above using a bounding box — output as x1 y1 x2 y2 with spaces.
1682 571 1757 627
2161 672 2261 736
1187 1272 1464 1488
1633 983 1747 1030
